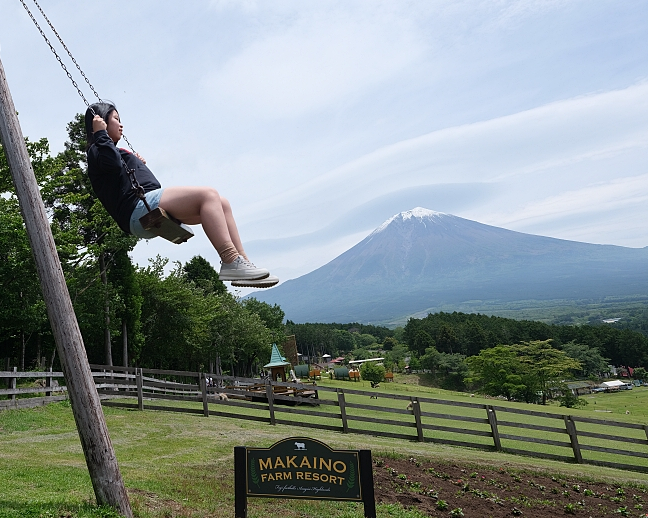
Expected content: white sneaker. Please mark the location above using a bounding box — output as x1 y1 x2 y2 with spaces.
231 275 279 288
219 256 269 281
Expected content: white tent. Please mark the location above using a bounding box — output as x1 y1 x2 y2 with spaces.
602 380 625 388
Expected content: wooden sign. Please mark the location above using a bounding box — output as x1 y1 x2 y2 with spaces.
235 437 375 517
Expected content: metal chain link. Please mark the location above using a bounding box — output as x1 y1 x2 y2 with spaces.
19 0 148 205
29 0 103 105
19 0 93 108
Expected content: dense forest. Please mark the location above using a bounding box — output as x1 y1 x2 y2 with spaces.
286 313 648 370
403 312 648 368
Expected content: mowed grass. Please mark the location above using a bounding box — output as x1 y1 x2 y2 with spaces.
1 380 648 517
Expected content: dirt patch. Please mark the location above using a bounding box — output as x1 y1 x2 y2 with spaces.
373 455 648 517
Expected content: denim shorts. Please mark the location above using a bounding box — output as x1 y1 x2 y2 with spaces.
129 188 165 239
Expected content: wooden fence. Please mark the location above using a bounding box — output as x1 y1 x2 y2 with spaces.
0 368 68 409
3 365 648 474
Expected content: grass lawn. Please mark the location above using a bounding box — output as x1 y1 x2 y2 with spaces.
1 379 648 517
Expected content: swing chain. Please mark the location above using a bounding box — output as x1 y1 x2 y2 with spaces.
126 167 151 211
20 0 155 216
19 0 139 156
18 0 95 108
26 0 103 105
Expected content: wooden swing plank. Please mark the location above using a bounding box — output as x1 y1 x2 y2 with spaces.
139 207 194 244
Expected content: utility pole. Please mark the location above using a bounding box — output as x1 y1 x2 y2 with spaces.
0 57 132 517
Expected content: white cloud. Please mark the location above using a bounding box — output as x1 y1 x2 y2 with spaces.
236 82 648 241
492 173 648 227
202 6 425 119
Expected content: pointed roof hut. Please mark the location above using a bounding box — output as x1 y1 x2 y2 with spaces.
264 344 291 382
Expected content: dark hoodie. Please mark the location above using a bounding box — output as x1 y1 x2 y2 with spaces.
86 129 161 234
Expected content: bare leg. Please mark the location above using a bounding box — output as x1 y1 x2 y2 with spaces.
159 186 238 257
220 196 246 257
158 186 275 285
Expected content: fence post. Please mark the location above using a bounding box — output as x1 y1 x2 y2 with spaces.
411 398 424 442
136 368 144 411
10 366 17 401
201 373 210 417
564 415 582 463
337 389 348 433
45 367 52 397
265 380 276 425
644 425 648 443
486 405 502 451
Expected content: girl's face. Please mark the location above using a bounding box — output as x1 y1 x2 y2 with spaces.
106 110 123 143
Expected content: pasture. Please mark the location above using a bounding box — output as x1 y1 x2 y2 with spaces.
1 378 647 517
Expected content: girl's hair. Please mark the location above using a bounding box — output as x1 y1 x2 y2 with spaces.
84 101 117 149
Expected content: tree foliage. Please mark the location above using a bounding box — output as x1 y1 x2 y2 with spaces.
1 119 280 375
405 311 648 368
466 340 581 403
360 361 385 383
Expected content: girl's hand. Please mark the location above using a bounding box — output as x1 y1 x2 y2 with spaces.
92 115 107 133
135 153 146 164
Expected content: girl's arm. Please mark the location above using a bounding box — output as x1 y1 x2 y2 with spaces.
92 131 123 173
91 114 123 172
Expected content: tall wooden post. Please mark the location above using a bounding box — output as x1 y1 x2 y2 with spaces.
0 57 132 517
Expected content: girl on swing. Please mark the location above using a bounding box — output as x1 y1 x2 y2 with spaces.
85 102 278 288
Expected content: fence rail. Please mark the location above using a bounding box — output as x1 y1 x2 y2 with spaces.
3 365 648 474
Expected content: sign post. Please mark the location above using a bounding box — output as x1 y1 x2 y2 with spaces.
235 437 375 518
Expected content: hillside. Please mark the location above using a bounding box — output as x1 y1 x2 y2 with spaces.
251 208 648 324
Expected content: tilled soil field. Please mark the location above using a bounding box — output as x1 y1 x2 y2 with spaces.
373 455 648 517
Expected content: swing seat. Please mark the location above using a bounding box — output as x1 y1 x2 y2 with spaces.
139 207 194 244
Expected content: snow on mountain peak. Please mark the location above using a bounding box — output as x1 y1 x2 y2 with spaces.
372 208 448 234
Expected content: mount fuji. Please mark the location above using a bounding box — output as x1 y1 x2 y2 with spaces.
249 208 648 324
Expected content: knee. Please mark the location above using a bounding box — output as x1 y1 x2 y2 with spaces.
202 187 221 205
220 196 232 214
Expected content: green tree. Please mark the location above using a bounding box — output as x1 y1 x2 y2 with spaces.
408 355 422 372
360 361 385 384
108 248 143 366
386 343 409 372
556 384 588 409
513 340 581 404
241 297 286 346
465 346 534 401
356 333 377 348
561 341 609 378
332 329 356 354
412 330 435 356
183 255 227 295
436 325 460 354
382 336 398 351
437 352 468 391
41 114 138 366
632 367 646 381
420 346 441 376
1 139 57 369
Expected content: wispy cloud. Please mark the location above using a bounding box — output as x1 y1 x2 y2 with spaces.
239 82 648 240
202 6 425 119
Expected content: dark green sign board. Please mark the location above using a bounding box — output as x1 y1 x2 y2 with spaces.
235 437 375 518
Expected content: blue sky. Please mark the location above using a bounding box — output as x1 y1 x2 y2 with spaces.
1 1 647 293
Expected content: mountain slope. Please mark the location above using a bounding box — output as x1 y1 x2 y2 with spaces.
251 208 648 323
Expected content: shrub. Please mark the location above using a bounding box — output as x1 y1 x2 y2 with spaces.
360 362 385 384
